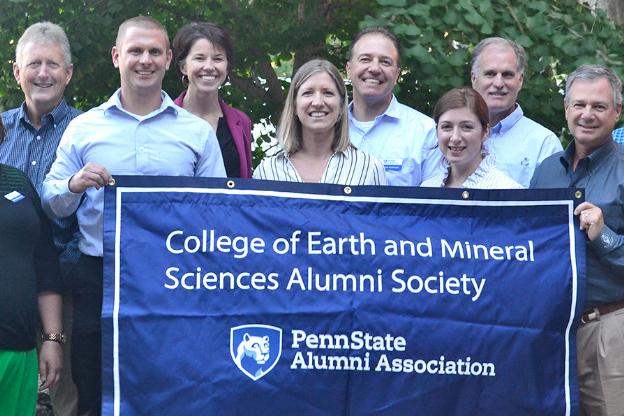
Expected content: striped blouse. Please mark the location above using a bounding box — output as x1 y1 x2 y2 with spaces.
253 145 387 185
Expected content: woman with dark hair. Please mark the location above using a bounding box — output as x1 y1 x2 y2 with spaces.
253 59 386 185
422 87 522 189
0 118 64 415
172 22 252 178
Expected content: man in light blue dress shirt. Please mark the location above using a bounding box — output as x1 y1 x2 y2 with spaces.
42 16 226 416
346 27 441 186
471 37 562 187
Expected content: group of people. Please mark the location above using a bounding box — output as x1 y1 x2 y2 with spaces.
0 13 622 416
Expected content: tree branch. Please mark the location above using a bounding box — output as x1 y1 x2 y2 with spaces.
229 73 267 100
250 47 285 105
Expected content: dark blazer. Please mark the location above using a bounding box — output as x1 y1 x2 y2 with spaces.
174 91 253 178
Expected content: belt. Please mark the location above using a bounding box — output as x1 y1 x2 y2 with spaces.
581 300 624 324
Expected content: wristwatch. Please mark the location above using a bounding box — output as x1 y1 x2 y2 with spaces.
41 332 66 344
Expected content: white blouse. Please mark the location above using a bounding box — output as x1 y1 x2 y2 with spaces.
253 145 387 185
421 155 523 189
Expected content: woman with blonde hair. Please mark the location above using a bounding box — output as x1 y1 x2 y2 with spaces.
253 59 386 185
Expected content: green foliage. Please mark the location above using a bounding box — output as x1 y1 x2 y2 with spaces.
362 0 624 143
0 0 157 109
2 0 623 161
0 0 376 165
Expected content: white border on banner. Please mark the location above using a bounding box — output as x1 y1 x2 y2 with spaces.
112 186 579 416
113 187 123 415
565 202 579 416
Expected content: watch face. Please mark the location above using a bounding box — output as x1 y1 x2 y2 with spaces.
42 333 66 344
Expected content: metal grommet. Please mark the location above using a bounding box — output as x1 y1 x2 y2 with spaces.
226 180 236 189
574 190 583 199
344 186 352 195
108 178 116 186
461 190 469 199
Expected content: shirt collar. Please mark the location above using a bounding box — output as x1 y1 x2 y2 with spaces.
560 139 616 170
383 95 401 119
18 98 71 127
103 88 179 119
348 95 400 122
491 104 523 135
437 153 494 186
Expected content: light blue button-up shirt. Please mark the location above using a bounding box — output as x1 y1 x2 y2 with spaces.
42 89 226 257
487 104 562 187
348 96 441 186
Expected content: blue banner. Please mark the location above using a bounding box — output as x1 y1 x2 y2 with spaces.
102 177 585 416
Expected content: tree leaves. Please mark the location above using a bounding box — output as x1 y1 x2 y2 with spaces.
1 0 622 161
364 0 624 142
0 0 376 165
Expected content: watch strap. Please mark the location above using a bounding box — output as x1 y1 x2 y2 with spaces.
41 332 66 344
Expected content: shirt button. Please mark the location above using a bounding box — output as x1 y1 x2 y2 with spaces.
31 160 37 166
36 135 41 140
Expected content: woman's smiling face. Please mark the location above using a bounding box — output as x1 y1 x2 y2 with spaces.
437 106 488 173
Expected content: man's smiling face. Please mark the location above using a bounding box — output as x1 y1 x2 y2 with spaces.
13 41 73 115
471 44 523 123
346 33 400 107
112 26 172 98
566 77 621 153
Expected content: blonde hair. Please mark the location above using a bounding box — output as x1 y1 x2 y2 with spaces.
278 59 350 154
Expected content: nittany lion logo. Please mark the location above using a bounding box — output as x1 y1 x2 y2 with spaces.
230 324 282 381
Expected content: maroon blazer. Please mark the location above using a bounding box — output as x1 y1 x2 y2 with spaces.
174 91 253 178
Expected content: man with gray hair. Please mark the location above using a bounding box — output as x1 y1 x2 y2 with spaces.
0 21 80 416
1 21 80 196
531 64 624 415
471 37 562 187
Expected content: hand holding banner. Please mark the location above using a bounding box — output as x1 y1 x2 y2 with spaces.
103 178 584 416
